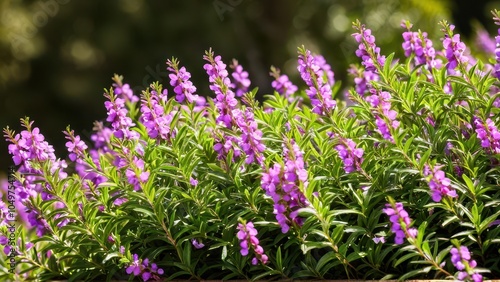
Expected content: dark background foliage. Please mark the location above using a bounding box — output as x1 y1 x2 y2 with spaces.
1 0 499 173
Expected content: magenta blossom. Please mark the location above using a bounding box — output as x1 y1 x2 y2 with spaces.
167 58 198 103
423 164 458 202
126 254 164 281
261 139 309 233
352 21 386 72
382 202 417 245
441 23 469 73
236 221 268 265
450 245 482 282
297 47 336 115
230 59 251 97
270 66 298 100
335 138 364 173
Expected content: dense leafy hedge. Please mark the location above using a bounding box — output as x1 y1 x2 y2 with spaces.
2 12 500 281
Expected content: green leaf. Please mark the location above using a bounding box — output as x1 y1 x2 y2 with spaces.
346 251 367 262
315 252 337 273
394 252 420 267
399 266 432 280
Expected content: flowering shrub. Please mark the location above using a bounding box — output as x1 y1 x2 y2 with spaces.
3 11 500 281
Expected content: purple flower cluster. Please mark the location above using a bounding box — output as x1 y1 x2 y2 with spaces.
236 221 268 265
213 134 241 162
203 49 238 128
125 156 150 191
474 117 500 154
0 235 13 255
352 21 386 72
0 180 29 229
382 202 417 245
3 119 70 236
474 28 496 55
335 138 364 173
140 86 173 140
213 108 265 166
74 121 113 187
261 140 309 233
126 254 164 281
205 52 265 166
113 78 139 103
270 66 298 100
314 55 335 86
401 21 441 70
365 89 399 142
63 128 88 162
494 29 500 79
234 108 266 165
5 121 60 172
423 164 458 202
450 246 482 282
297 48 337 115
90 122 113 154
490 11 500 79
441 23 469 73
104 86 139 140
348 64 379 96
167 58 198 103
351 22 400 142
230 59 251 97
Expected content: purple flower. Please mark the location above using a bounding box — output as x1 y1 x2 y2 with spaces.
314 55 335 86
261 139 309 233
352 21 386 72
4 119 68 234
203 49 238 128
27 209 49 237
74 122 112 187
90 122 113 151
297 47 336 115
140 86 173 140
401 21 442 70
474 116 500 154
475 28 496 55
365 89 399 142
335 138 364 173
423 164 458 202
125 157 150 191
270 66 298 99
167 58 199 103
104 86 139 140
235 108 266 165
126 254 143 276
191 239 205 249
63 128 88 162
190 177 198 186
348 65 379 97
494 28 500 79
230 59 251 97
382 202 417 245
441 23 469 73
126 254 164 281
112 76 139 103
450 245 482 282
236 221 268 265
373 236 385 244
113 197 128 206
213 134 241 162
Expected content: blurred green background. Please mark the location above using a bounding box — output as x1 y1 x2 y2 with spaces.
1 0 499 173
